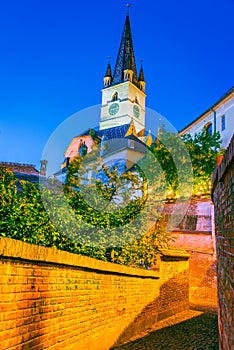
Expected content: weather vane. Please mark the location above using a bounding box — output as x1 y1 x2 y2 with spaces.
126 3 131 13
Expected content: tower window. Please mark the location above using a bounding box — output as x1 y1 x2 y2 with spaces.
124 72 130 80
112 92 118 101
104 77 111 87
124 70 133 82
134 96 139 104
221 115 225 131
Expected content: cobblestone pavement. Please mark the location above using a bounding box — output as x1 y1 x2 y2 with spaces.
111 306 218 350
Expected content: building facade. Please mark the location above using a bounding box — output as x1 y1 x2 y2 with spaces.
180 86 234 149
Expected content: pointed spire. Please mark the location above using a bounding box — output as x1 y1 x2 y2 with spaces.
103 57 112 87
138 60 145 81
112 13 138 86
138 60 146 92
137 128 146 137
155 127 162 145
125 120 138 137
145 131 153 147
104 58 112 78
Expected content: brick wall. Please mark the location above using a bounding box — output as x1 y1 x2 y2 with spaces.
212 134 234 349
0 238 189 350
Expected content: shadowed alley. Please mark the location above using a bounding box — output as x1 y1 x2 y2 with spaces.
111 307 218 350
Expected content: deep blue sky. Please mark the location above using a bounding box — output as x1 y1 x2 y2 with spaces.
0 0 233 169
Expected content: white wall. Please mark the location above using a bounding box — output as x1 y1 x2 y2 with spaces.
181 92 234 149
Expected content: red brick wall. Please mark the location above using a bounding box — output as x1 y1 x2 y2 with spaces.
212 135 234 349
0 238 189 350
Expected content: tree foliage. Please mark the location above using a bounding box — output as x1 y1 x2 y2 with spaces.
0 168 88 254
0 128 222 268
150 128 223 198
182 129 223 195
62 148 170 267
0 164 169 268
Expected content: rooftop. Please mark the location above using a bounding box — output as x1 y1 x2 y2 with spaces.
0 161 39 175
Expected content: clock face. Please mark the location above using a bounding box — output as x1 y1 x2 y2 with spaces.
133 104 140 118
109 103 119 116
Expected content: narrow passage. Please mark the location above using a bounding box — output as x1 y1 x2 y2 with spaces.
111 308 218 350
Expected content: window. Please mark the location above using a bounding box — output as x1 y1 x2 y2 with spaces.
206 122 212 136
134 96 139 104
221 115 226 131
79 141 88 156
112 92 118 101
124 72 131 80
128 139 134 149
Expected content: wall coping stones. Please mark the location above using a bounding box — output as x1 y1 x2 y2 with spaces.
0 237 160 279
171 230 212 236
159 249 190 261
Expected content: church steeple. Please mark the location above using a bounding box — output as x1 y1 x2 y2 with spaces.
100 8 146 133
112 13 139 87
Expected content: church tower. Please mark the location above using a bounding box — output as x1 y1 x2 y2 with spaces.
100 12 146 133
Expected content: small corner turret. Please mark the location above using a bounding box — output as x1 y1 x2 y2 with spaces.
103 58 112 87
138 60 146 93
